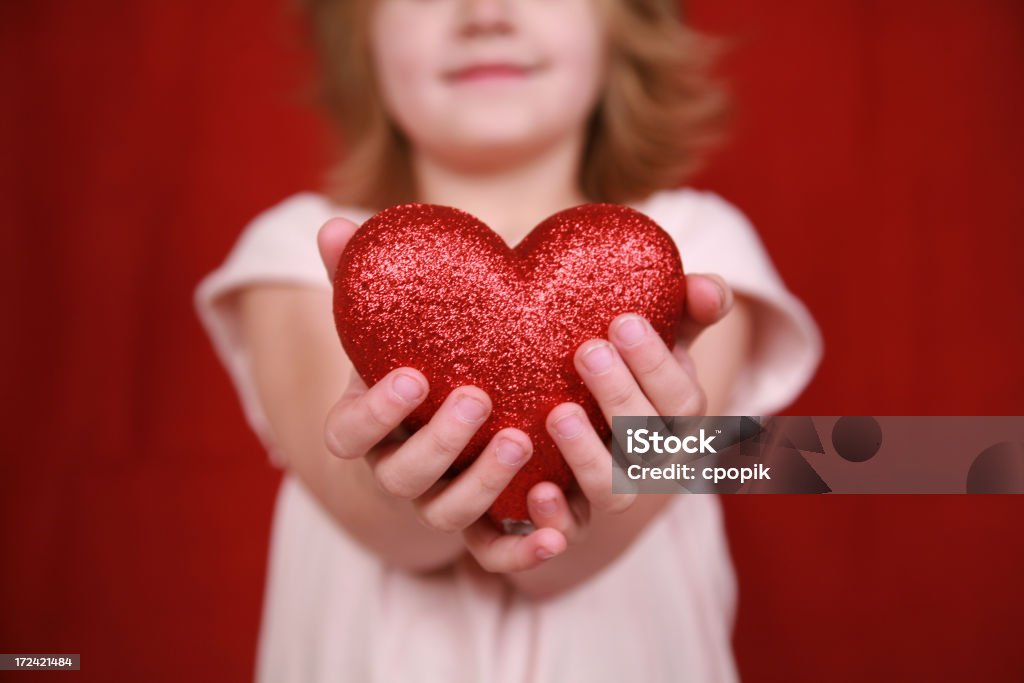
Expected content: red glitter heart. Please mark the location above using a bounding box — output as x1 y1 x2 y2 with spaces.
333 203 686 528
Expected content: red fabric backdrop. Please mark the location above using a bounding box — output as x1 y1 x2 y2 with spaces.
3 0 1022 680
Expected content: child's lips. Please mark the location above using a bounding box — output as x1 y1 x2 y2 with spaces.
444 62 538 84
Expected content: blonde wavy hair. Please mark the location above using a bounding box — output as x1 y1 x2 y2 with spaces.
290 0 729 211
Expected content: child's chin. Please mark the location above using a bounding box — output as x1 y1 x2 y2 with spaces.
444 126 565 158
435 133 553 166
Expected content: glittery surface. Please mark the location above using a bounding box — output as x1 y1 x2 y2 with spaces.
333 202 687 526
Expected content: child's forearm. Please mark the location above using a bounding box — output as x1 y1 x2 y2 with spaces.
497 494 676 600
239 285 465 573
296 439 467 572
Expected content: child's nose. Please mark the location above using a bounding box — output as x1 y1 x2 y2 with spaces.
458 0 514 36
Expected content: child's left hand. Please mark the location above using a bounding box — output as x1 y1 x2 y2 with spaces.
462 272 735 570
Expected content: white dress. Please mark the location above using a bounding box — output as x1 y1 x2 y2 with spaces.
193 188 824 682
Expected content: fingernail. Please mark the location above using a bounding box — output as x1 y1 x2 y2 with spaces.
537 547 557 560
534 497 557 515
392 373 425 403
325 428 347 458
554 413 584 439
715 278 733 309
496 438 526 467
612 315 647 347
455 394 488 423
581 342 614 374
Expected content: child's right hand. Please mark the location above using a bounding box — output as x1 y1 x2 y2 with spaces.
317 217 568 572
325 363 535 535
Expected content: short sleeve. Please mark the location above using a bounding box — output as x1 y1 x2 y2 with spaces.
192 192 354 468
648 189 824 416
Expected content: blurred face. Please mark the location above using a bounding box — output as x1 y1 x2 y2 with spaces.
369 0 609 168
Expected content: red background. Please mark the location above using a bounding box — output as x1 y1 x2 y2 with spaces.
3 0 1023 680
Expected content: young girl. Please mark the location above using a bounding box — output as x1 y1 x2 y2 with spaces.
195 0 823 680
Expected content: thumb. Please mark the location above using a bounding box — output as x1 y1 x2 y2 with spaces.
674 272 734 349
317 217 361 281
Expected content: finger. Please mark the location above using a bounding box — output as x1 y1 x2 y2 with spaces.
675 273 735 347
671 343 701 384
373 385 492 500
341 370 407 444
324 366 429 460
574 338 656 424
526 481 587 545
546 402 637 514
342 370 414 444
608 313 708 417
317 217 361 280
414 428 533 532
463 518 567 573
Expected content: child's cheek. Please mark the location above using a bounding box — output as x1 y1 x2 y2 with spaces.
370 11 447 121
535 8 608 111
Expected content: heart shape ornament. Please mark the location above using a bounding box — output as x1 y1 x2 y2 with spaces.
333 202 687 528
